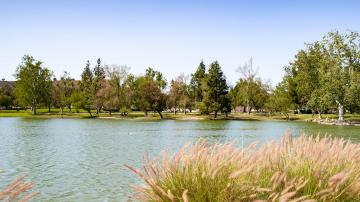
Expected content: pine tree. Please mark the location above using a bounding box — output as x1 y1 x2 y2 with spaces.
190 60 206 103
93 58 105 92
93 58 106 114
80 60 94 116
202 61 230 118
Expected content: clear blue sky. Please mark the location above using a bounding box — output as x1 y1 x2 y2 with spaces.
1 0 359 86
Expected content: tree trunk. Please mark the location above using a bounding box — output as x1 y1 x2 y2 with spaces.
247 106 252 115
144 110 148 117
318 109 322 119
48 104 51 113
338 103 344 122
157 111 163 119
60 107 64 115
214 111 217 118
32 105 37 115
88 109 93 117
247 105 250 114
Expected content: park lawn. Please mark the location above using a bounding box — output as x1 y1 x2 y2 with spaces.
0 109 359 122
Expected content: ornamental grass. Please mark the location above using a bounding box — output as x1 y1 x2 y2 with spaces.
126 130 360 202
0 175 38 202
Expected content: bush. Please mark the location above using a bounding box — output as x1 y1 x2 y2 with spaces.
120 107 130 116
127 130 360 201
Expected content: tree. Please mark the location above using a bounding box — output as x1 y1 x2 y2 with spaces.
52 71 75 115
96 80 117 115
14 55 53 115
61 71 76 111
168 78 183 115
168 74 190 114
104 64 130 111
201 61 230 118
320 31 360 121
266 80 293 119
0 80 14 109
93 58 106 114
344 72 360 113
190 61 206 103
236 58 258 114
230 77 270 113
178 74 192 114
79 60 94 117
283 31 360 121
130 68 167 118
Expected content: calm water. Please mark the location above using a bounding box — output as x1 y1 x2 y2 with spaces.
0 117 359 201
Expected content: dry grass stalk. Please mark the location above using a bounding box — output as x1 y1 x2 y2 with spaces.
126 130 360 201
0 175 39 202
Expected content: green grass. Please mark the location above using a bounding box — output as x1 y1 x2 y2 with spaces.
0 109 359 122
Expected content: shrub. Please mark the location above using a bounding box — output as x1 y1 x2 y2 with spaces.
126 130 360 201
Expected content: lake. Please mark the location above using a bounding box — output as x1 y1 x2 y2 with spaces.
0 117 359 201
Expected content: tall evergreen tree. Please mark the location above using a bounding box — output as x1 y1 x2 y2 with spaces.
93 58 105 91
93 58 106 114
202 61 230 118
190 60 206 103
79 60 94 117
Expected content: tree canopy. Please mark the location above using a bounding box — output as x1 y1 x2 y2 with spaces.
14 55 53 115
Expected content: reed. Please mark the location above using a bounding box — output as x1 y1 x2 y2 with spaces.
0 175 38 202
127 130 360 201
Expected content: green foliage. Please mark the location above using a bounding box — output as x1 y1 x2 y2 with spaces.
230 58 270 114
80 60 94 99
104 64 130 111
0 93 12 109
345 72 360 113
120 107 130 116
190 60 206 103
130 68 167 118
52 71 76 113
14 55 53 115
201 61 230 117
282 31 360 120
79 60 95 116
168 74 191 114
231 78 269 113
93 59 106 113
266 80 293 119
0 80 14 109
70 91 89 114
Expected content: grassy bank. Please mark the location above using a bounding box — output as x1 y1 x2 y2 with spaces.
126 130 360 201
0 109 360 122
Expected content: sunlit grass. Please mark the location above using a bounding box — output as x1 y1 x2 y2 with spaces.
127 130 360 201
0 109 359 122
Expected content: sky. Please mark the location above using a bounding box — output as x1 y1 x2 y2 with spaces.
1 0 360 86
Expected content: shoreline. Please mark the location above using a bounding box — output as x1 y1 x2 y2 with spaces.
0 111 359 125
